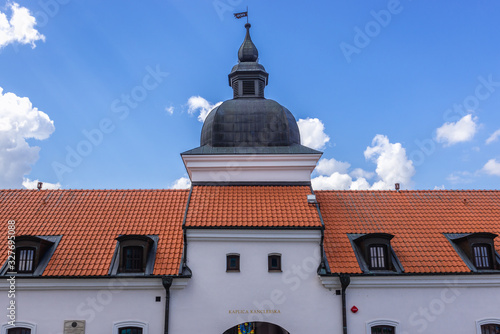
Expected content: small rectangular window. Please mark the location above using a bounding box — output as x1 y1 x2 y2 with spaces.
369 245 387 269
474 244 492 269
268 254 282 271
16 248 35 273
227 254 240 272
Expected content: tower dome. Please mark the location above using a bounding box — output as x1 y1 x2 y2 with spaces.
200 23 301 148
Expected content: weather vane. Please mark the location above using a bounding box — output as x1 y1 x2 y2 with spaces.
233 6 249 23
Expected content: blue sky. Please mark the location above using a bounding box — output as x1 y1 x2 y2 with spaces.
1 0 499 190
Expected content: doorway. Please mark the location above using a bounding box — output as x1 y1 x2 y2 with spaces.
223 322 290 334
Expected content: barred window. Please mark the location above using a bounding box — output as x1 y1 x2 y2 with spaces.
16 248 35 273
369 245 387 270
474 244 492 269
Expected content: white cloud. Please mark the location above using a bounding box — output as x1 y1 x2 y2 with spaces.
486 129 500 145
171 176 191 189
312 135 415 191
187 96 222 122
482 159 500 176
446 171 474 184
165 106 174 115
311 172 353 190
436 114 478 146
22 178 61 190
315 157 350 176
350 168 374 180
0 87 55 188
364 135 415 190
434 185 446 190
297 118 330 150
0 2 45 49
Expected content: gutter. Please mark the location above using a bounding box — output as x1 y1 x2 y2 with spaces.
340 274 351 334
162 276 173 334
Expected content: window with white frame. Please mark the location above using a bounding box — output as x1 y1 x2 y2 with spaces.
1 322 36 334
477 319 500 334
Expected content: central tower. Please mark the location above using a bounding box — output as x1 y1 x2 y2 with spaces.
182 24 322 184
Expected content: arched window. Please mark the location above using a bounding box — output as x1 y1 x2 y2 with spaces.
118 327 142 334
113 321 148 334
7 329 31 334
366 320 399 334
1 322 36 334
476 319 500 334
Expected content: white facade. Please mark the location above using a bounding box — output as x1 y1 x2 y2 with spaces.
1 235 500 333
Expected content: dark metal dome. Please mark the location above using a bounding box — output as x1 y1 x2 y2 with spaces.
200 98 301 147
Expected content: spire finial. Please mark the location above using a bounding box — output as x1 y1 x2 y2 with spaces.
238 22 258 62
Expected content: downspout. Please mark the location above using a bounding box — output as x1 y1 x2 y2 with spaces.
309 185 327 274
180 186 193 275
340 274 351 334
162 276 173 334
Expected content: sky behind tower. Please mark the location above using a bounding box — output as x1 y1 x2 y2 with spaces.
1 0 500 190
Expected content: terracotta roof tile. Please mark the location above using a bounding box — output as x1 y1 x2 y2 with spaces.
316 190 500 274
0 189 189 277
185 186 322 228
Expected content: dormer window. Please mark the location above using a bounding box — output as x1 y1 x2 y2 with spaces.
348 233 403 273
369 245 388 270
1 235 61 276
109 235 158 275
473 244 493 269
122 246 144 272
16 247 35 273
446 233 499 271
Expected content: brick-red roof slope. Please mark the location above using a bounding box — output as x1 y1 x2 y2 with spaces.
317 190 500 274
0 189 188 277
185 186 322 228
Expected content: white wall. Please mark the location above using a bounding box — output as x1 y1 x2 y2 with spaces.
170 229 341 334
344 275 500 334
0 279 165 334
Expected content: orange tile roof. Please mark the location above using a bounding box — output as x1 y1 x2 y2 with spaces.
184 186 322 228
316 190 500 274
0 189 189 277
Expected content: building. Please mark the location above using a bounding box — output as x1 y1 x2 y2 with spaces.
1 23 500 334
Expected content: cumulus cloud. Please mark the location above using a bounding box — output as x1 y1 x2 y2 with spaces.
0 87 55 188
364 135 415 190
486 129 500 145
187 96 222 122
171 176 191 189
311 172 354 190
0 2 45 49
482 159 500 176
22 178 60 190
436 114 478 146
312 135 414 191
350 168 375 180
315 157 350 176
297 118 330 150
